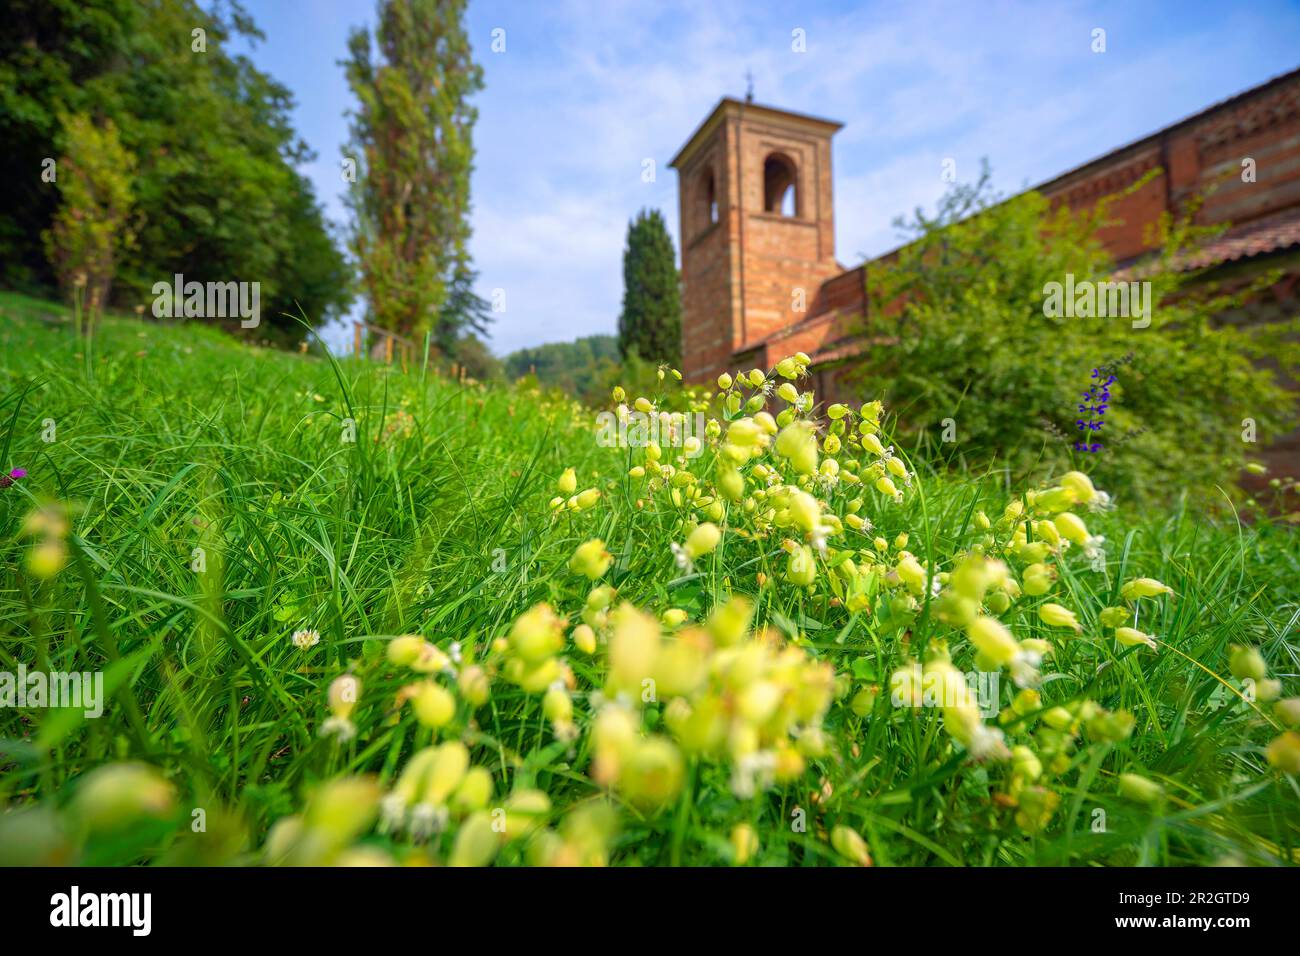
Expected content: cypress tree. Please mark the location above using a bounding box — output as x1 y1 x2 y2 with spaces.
617 209 682 365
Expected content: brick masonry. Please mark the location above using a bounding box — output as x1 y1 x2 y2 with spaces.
671 68 1300 474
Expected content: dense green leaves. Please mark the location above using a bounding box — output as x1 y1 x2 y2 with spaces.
852 164 1299 505
0 0 352 337
342 0 484 343
618 208 682 367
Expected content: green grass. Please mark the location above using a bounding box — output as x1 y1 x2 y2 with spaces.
0 291 1297 867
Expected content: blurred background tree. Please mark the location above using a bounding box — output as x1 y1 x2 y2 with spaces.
618 208 682 367
342 0 485 356
42 113 136 320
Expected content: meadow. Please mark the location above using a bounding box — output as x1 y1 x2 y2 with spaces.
0 291 1297 867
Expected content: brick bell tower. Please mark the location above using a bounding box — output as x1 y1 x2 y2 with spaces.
670 98 844 382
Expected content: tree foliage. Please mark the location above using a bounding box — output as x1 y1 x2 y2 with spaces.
0 0 352 336
42 113 136 316
850 163 1299 503
617 209 681 366
342 0 484 340
504 334 618 383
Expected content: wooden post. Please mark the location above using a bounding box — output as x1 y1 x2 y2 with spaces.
353 321 363 357
384 334 394 365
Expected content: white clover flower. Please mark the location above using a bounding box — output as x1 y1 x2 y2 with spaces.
379 793 409 832
292 628 321 650
966 723 1010 761
1089 490 1114 512
1010 649 1043 689
319 716 356 742
408 802 448 841
670 541 692 573
730 751 777 799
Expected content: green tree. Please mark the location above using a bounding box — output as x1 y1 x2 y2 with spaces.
342 0 484 337
850 162 1299 503
436 262 492 357
617 209 681 366
0 0 352 335
42 113 136 319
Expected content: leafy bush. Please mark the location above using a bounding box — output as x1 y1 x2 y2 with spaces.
850 164 1299 505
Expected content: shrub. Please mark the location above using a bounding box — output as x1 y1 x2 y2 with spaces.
849 163 1299 505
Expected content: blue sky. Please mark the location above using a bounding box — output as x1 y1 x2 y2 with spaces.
233 0 1300 355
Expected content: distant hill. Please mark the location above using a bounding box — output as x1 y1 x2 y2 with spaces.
503 334 620 395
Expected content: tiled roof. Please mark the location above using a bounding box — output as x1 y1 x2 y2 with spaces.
1181 207 1300 270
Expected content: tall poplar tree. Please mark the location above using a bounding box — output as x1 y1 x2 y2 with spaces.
617 208 682 365
342 0 484 338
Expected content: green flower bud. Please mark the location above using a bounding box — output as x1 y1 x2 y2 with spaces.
708 596 753 646
451 766 494 815
387 635 427 667
572 623 598 655
1098 606 1130 628
1035 486 1077 513
830 824 871 866
717 465 745 502
775 421 818 474
618 737 684 810
423 742 470 805
1120 577 1174 601
1085 708 1135 743
1038 603 1081 633
450 811 500 867
1118 773 1164 804
1017 540 1051 564
569 538 613 580
1266 732 1300 774
509 603 564 663
411 681 456 728
967 616 1019 666
786 543 817 586
1228 645 1268 683
73 762 176 833
985 590 1012 614
730 823 759 865
1053 512 1090 547
1274 698 1300 728
1060 471 1097 504
850 686 877 718
685 522 722 559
